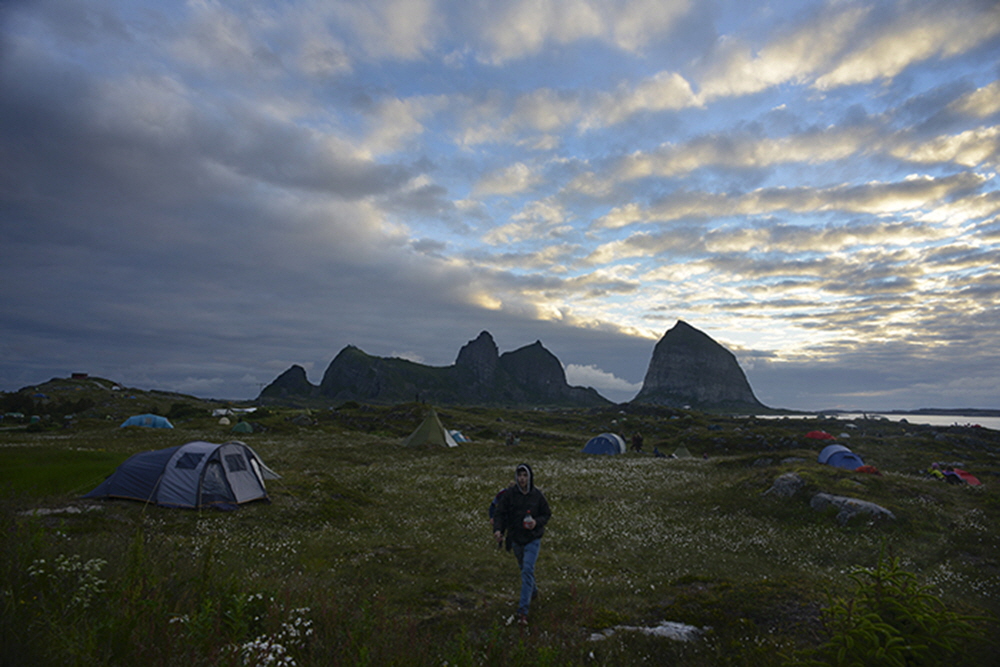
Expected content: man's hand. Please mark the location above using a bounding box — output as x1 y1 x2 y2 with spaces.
494 530 503 544
523 516 536 530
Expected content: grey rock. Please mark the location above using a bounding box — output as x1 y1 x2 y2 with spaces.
810 492 896 525
763 472 805 498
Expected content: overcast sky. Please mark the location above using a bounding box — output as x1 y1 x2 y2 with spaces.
2 0 999 411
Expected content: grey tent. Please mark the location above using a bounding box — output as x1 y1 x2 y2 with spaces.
402 409 458 447
84 440 279 509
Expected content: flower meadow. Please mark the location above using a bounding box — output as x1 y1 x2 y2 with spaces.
2 402 999 666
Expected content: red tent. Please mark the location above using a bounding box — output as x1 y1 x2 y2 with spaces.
953 469 982 486
805 430 836 440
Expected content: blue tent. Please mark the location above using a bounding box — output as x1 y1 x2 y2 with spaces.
582 433 627 455
120 413 174 429
817 444 865 471
84 440 279 509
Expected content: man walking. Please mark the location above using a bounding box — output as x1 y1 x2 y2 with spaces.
493 463 551 626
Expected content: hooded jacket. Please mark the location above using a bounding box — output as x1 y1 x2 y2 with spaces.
494 463 551 549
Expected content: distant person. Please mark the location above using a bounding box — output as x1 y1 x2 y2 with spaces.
493 463 551 627
653 447 666 458
631 432 644 453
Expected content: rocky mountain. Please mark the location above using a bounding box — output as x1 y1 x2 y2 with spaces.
632 320 766 410
261 364 317 400
259 331 610 408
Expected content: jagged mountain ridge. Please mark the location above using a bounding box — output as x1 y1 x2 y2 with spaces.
260 331 611 407
261 321 767 410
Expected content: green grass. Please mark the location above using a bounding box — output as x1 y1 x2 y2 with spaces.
2 400 999 666
0 446 128 496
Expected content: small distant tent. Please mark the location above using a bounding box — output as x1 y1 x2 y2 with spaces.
805 430 835 440
120 414 173 429
84 440 279 509
231 421 253 434
817 444 865 471
582 433 626 455
450 430 471 443
218 417 231 425
403 409 458 447
672 446 694 458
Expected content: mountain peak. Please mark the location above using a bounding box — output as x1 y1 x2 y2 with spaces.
633 320 765 410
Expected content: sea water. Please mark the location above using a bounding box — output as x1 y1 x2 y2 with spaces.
756 413 1000 432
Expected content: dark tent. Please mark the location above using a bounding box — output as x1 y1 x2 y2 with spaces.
582 433 626 455
84 440 279 509
817 444 865 471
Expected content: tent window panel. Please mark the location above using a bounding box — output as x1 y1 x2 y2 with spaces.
175 453 204 469
225 454 247 472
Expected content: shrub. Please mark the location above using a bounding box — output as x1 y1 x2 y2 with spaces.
790 546 994 666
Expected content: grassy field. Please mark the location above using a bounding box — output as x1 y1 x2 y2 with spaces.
2 381 999 665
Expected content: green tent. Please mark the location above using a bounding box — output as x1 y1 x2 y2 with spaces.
672 446 693 458
402 409 458 448
231 421 253 434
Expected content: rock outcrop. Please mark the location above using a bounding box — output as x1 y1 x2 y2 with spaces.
260 332 611 408
810 493 896 525
632 320 766 410
762 472 806 498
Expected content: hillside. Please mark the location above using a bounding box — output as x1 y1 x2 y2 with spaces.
2 383 999 665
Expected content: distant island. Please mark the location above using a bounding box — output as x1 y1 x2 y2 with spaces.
260 320 772 412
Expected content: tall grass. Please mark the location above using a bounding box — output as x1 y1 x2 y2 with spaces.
2 406 999 665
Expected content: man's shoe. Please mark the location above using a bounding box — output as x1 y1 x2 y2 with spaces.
517 613 528 627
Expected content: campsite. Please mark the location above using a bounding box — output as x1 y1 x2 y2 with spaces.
2 378 1000 666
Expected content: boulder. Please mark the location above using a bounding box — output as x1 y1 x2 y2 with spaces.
763 472 805 498
810 492 895 525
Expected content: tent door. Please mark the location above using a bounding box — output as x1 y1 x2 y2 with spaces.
200 460 235 505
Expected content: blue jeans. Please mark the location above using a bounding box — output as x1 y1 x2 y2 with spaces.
512 539 541 615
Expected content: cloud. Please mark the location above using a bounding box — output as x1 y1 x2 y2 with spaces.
473 161 543 196
890 125 1000 168
574 124 878 192
586 71 700 128
483 198 571 244
472 0 694 64
697 3 869 101
564 363 642 401
328 0 440 60
695 1 1000 101
814 3 1000 90
949 80 1000 118
593 173 988 230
